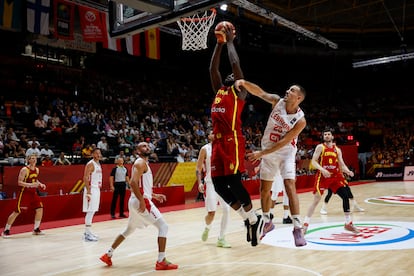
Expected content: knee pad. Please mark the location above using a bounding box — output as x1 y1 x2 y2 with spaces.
155 218 168 238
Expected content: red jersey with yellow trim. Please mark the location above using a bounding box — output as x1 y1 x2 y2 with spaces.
16 166 43 213
313 143 346 194
319 144 340 174
211 85 245 137
210 85 246 177
21 166 38 194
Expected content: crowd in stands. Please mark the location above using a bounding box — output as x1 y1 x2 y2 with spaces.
0 61 413 180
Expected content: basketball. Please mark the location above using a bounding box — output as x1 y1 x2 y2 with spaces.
214 21 236 43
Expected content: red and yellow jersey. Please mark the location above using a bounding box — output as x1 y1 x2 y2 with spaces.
318 144 340 174
211 85 245 137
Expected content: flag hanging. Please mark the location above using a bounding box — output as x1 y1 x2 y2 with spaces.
145 28 160 60
54 0 74 40
27 0 50 35
126 33 140 56
101 11 122 52
0 0 22 31
78 5 106 42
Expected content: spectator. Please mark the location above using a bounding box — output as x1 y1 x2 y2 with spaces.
25 142 41 160
54 152 71 165
41 155 54 167
97 136 110 157
40 144 54 160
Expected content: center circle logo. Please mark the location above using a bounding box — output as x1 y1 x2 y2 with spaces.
261 221 414 251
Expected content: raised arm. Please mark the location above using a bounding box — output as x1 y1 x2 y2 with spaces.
209 43 224 93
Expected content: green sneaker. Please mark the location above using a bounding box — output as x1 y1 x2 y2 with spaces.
201 228 209 241
217 238 231 248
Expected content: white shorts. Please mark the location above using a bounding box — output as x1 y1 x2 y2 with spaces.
204 179 229 212
271 173 285 201
82 186 100 212
126 195 162 229
260 152 296 181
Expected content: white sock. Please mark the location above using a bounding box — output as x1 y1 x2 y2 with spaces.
345 212 351 224
158 252 166 262
236 207 248 220
34 220 41 229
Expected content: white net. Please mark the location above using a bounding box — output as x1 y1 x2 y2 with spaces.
177 8 216 51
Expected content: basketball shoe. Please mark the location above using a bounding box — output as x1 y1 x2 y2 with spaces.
244 219 251 242
155 259 178 270
216 238 231 248
344 222 360 233
250 215 264 247
32 228 45 235
260 221 275 240
100 254 112 266
283 216 293 224
201 227 209 242
2 229 11 238
353 205 365 212
293 227 307 247
84 232 98 242
320 207 328 215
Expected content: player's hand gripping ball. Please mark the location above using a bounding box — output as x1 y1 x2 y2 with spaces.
214 21 236 43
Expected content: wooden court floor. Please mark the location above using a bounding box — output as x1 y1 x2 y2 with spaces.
2 181 414 276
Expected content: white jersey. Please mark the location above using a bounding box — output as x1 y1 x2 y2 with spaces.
88 159 102 188
132 157 153 200
262 100 305 156
201 143 212 182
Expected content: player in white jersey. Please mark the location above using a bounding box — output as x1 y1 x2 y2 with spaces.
196 131 231 248
235 79 307 247
82 148 102 241
100 142 178 271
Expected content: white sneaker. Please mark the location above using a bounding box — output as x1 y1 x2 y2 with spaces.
353 205 365 212
320 207 328 215
84 232 98 242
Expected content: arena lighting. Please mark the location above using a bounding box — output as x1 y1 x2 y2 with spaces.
232 0 338 49
220 4 228 11
352 52 414 68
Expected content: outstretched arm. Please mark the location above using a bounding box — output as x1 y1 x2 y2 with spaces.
235 79 280 106
247 118 306 160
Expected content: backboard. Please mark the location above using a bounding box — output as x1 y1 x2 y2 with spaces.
109 0 224 38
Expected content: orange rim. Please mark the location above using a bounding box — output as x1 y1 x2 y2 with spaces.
180 8 216 22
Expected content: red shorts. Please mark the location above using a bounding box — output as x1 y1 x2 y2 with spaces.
211 134 246 177
15 188 43 213
313 172 347 195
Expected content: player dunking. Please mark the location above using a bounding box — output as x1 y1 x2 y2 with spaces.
209 23 264 247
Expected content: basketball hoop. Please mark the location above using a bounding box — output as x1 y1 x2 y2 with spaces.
177 8 216 51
